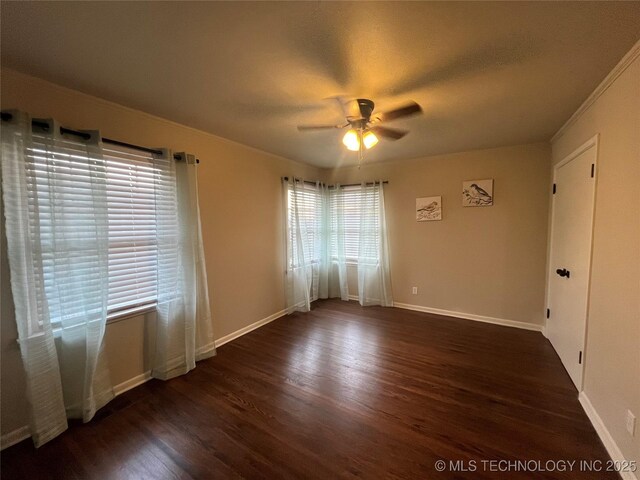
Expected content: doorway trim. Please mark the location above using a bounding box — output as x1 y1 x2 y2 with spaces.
544 133 599 392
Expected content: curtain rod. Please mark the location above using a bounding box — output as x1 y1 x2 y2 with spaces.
337 181 389 188
1 112 199 163
282 176 388 188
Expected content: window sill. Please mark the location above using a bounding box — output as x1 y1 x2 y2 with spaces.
16 305 156 345
107 303 157 324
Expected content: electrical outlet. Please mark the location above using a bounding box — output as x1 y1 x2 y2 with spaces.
626 410 636 436
412 287 418 295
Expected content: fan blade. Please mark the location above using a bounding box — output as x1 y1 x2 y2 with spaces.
326 95 358 119
374 101 422 123
297 123 347 131
339 99 363 120
370 126 408 140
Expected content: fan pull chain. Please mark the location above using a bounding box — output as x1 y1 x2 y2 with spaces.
358 127 363 169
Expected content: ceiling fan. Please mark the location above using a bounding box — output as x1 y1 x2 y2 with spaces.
297 98 423 159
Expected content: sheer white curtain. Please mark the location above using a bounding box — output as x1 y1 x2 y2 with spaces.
284 179 392 311
151 152 215 380
317 182 331 300
328 185 349 300
180 155 216 361
358 182 393 306
1 112 113 446
284 178 322 312
2 112 214 445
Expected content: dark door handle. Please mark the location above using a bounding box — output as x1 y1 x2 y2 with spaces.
556 268 570 278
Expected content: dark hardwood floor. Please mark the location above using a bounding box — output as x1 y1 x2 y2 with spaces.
1 299 615 479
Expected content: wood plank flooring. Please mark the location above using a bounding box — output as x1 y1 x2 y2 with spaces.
1 299 616 479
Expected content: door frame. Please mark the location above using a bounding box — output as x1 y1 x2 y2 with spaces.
544 133 599 392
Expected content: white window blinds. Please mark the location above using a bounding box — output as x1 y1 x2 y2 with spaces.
330 185 380 262
287 184 322 267
25 137 164 322
286 182 383 265
25 135 109 329
104 144 160 316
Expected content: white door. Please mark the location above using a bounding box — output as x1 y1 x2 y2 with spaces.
546 137 597 390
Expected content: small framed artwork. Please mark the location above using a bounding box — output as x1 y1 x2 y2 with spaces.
416 196 442 221
462 179 493 207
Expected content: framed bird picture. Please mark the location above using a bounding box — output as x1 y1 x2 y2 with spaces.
462 179 493 207
416 196 442 221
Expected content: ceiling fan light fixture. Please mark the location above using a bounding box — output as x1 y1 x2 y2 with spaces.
363 130 378 149
342 129 360 151
300 98 422 158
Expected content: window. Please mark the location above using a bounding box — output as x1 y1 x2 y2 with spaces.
104 144 162 318
329 185 380 263
286 182 383 267
286 183 322 268
26 136 165 324
284 180 390 309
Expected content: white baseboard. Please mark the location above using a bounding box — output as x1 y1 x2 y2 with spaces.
196 342 216 361
393 302 543 332
579 392 638 480
214 308 287 348
0 425 30 451
112 371 152 396
114 313 287 396
343 296 541 332
1 310 288 450
1 371 154 450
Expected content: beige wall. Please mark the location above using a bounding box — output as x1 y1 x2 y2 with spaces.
326 143 551 326
0 69 323 436
550 49 640 464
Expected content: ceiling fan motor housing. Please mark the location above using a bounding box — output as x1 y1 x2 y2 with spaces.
297 97 420 142
356 98 375 121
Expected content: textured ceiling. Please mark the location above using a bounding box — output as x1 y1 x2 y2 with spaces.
2 2 640 167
